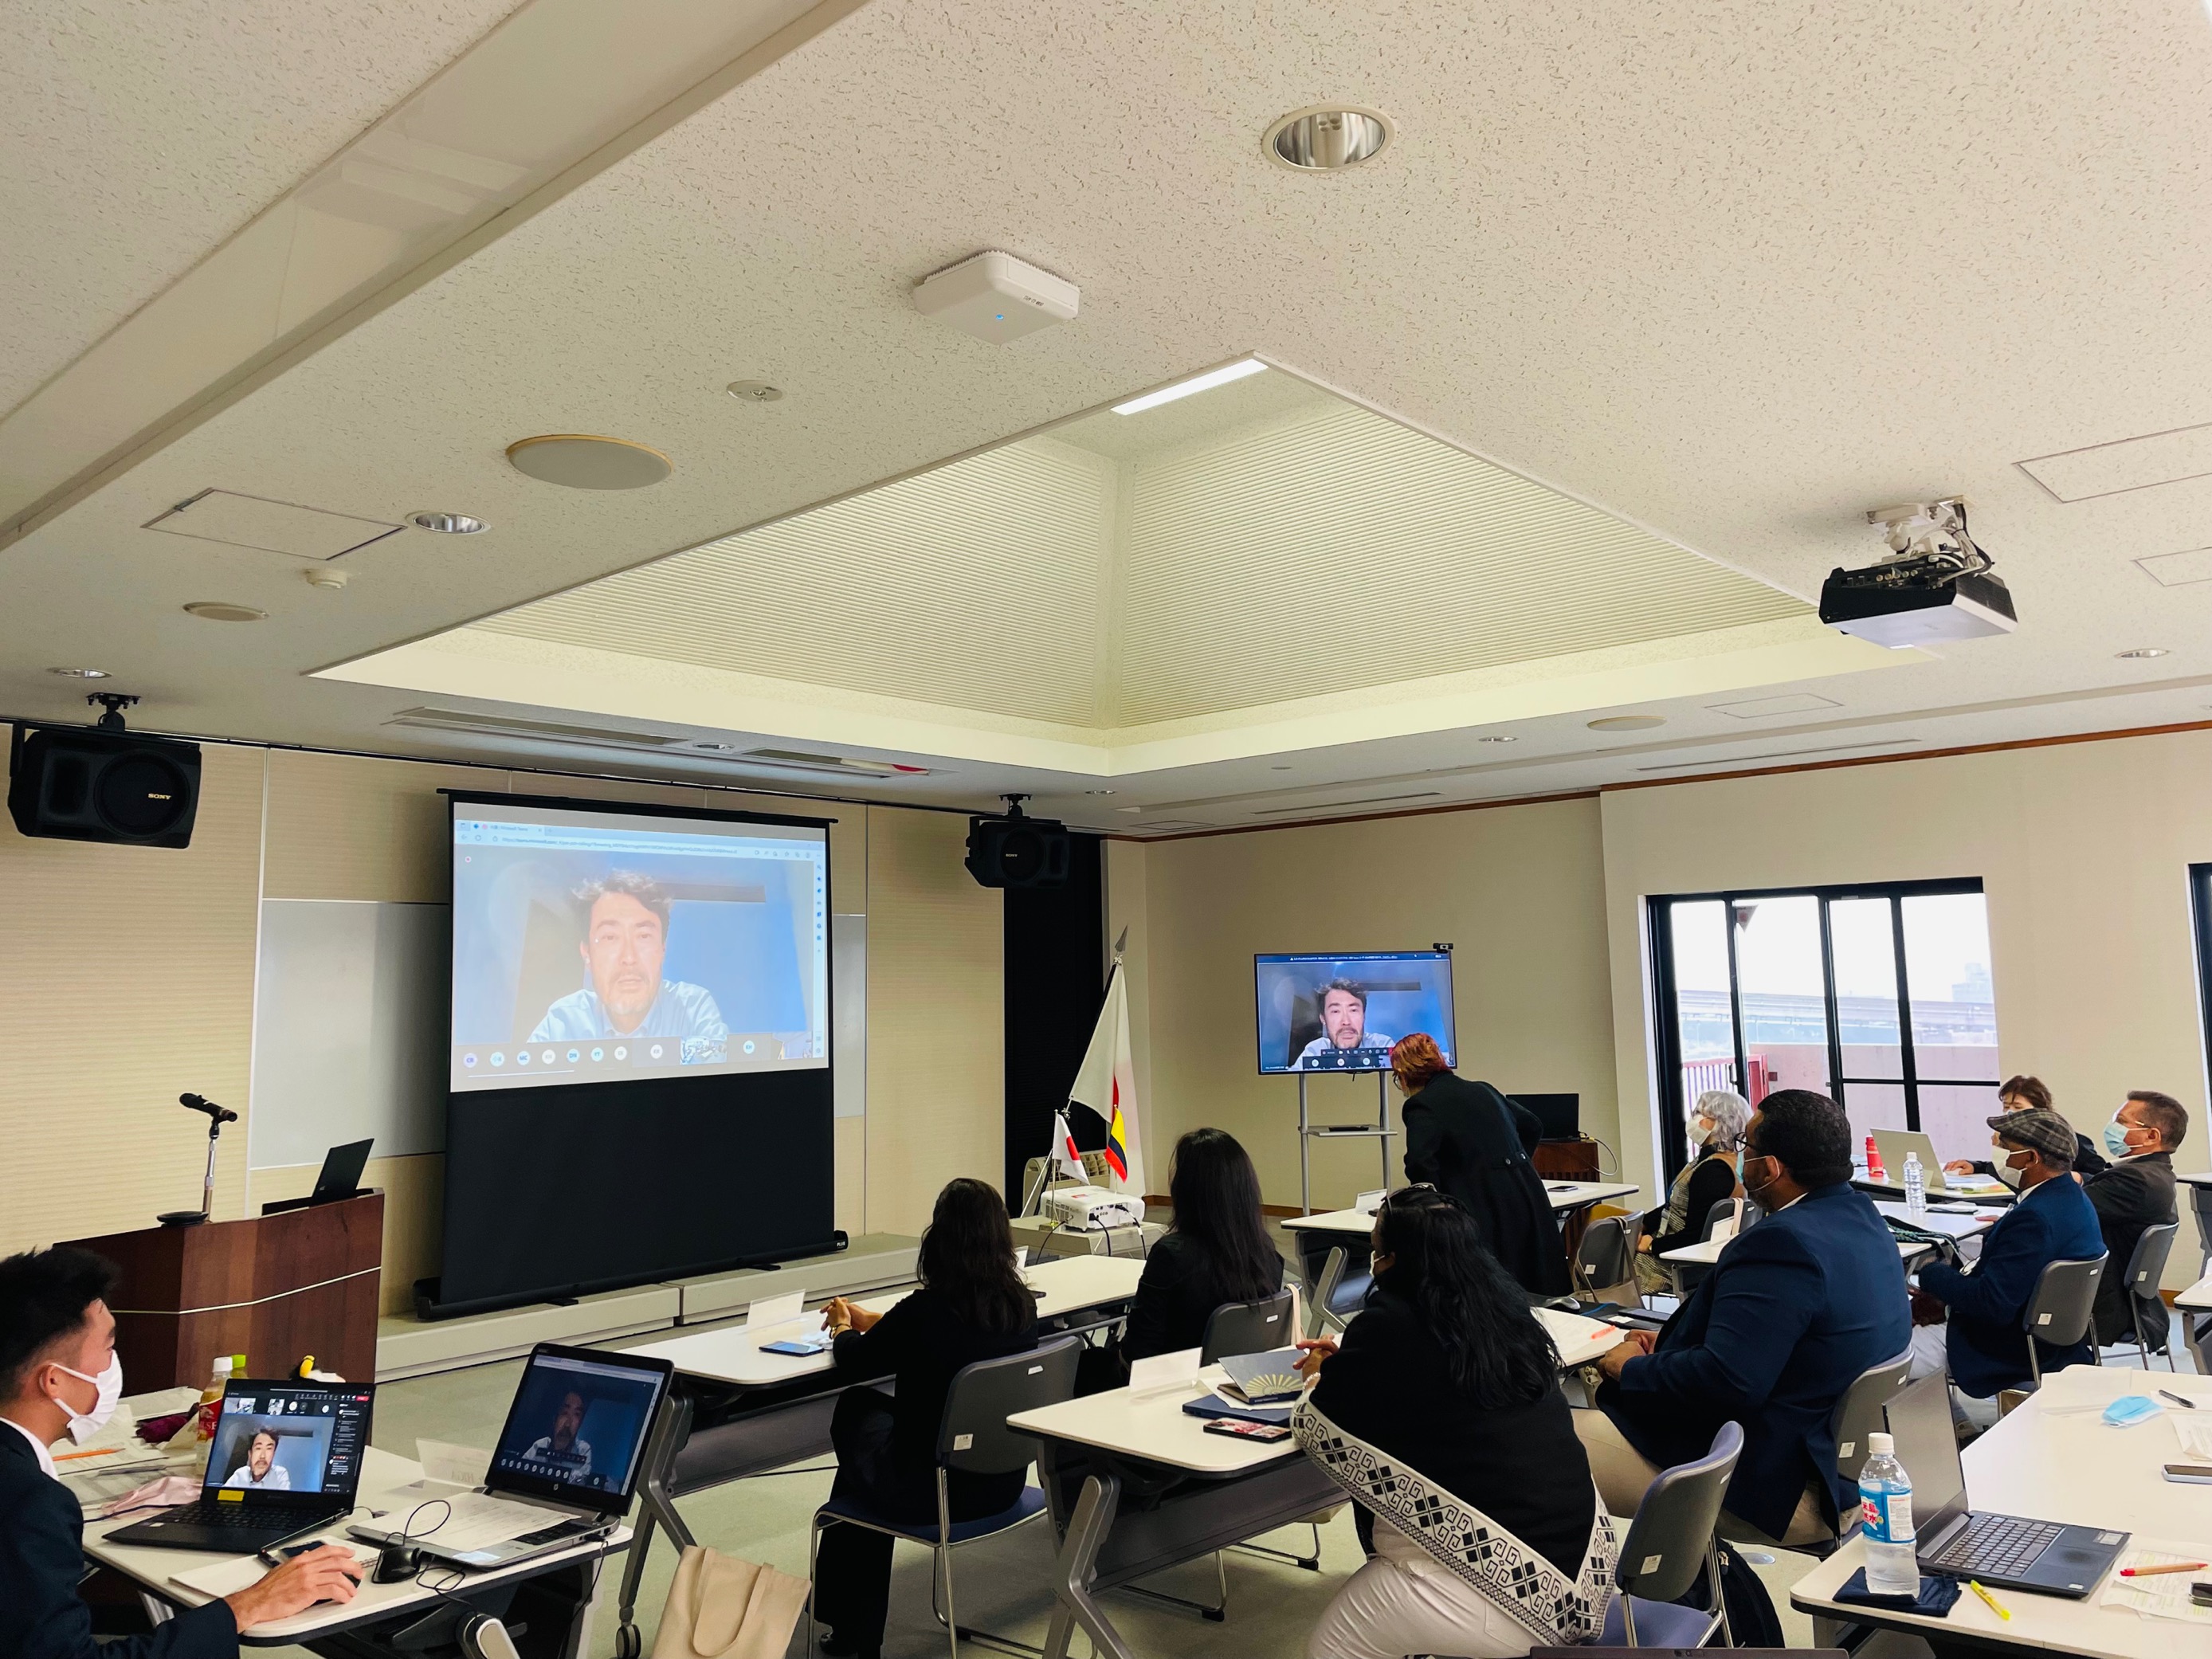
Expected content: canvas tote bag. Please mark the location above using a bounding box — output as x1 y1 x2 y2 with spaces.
651 1545 810 1659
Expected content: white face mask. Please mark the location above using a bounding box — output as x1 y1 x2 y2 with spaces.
53 1353 123 1444
1686 1115 1712 1147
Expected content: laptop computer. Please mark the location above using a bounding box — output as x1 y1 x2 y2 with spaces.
350 1343 672 1571
1512 1093 1580 1141
1885 1373 2128 1598
1869 1129 1956 1193
259 1139 375 1216
107 1379 374 1552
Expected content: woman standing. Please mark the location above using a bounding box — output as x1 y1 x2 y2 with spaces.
1393 1033 1568 1296
1633 1089 1747 1296
1293 1189 1614 1658
814 1179 1038 1659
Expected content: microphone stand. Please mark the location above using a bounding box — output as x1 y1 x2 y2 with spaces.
160 1096 235 1226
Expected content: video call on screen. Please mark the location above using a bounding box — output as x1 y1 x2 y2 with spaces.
449 800 830 1092
1253 951 1457 1075
491 1355 658 1493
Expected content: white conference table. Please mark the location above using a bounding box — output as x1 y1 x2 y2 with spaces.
623 1253 1143 1385
1790 1366 2212 1658
1283 1180 1642 1239
81 1445 625 1650
2179 1269 2212 1312
1660 1205 1992 1277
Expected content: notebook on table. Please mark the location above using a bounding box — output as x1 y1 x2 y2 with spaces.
1885 1373 2128 1598
349 1343 671 1571
104 1379 374 1553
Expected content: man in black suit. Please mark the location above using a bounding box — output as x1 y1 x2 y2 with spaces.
2085 1092 2186 1354
2 1247 363 1659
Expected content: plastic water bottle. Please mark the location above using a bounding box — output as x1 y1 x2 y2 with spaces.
1903 1151 1926 1220
1859 1432 1920 1598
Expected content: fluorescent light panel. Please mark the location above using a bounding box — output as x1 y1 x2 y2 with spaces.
1112 359 1267 415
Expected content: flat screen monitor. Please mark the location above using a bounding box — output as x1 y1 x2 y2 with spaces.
1254 951 1456 1074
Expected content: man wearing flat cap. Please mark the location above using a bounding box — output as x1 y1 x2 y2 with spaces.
1912 1108 2106 1399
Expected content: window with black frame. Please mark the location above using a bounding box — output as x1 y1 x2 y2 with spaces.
1648 879 2003 1177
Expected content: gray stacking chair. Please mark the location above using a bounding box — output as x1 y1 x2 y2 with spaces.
2021 1255 2106 1387
1597 1421 1744 1647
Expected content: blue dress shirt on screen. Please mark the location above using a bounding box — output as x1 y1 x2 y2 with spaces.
530 980 728 1045
1291 1033 1396 1070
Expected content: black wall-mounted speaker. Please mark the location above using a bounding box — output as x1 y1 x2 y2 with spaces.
965 809 1071 888
8 725 202 848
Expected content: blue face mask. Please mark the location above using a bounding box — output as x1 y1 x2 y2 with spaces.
2102 1120 2138 1161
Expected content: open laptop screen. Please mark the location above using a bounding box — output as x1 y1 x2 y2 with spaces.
486 1344 673 1516
1883 1373 1968 1536
203 1380 373 1502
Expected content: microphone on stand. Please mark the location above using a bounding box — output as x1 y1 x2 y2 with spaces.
160 1092 237 1225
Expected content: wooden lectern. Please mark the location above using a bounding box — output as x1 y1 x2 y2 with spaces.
61 1193 383 1387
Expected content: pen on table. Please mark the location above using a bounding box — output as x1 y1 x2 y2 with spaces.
2159 1389 2197 1410
1966 1580 2010 1621
2120 1561 2208 1577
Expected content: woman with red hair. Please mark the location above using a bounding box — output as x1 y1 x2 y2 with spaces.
1390 1034 1569 1296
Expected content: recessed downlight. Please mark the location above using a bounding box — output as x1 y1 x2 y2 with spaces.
2116 646 2170 659
1264 105 1394 171
726 381 784 403
1588 714 1666 731
507 434 672 490
410 511 488 534
46 666 110 678
1475 735 1518 743
183 602 267 622
1086 788 1117 795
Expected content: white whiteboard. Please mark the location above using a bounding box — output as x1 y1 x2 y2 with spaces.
248 900 448 1170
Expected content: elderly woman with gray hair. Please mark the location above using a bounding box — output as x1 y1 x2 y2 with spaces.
1633 1089 1749 1296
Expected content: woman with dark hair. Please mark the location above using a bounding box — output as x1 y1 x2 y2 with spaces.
1097 1128 1283 1379
1390 1033 1569 1296
1293 1190 1614 1658
813 1179 1037 1659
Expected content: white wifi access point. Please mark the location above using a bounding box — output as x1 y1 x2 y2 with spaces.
912 251 1079 343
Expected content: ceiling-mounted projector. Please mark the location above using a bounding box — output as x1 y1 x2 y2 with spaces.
1818 498 2017 647
912 250 1078 344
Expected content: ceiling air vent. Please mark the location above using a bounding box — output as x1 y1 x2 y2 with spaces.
385 708 694 750
735 748 929 779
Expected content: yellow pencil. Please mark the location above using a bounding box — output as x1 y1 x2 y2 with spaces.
1967 1580 2011 1622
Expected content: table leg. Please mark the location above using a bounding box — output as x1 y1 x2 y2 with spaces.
615 1393 696 1659
1041 1473 1132 1659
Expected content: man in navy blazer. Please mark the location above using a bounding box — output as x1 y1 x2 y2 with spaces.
1915 1108 2106 1398
2 1247 362 1659
1575 1091 1911 1544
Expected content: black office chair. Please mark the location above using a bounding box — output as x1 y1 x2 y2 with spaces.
807 1335 1081 1659
1597 1421 1744 1647
2021 1254 2106 1388
1575 1215 1638 1306
1200 1288 1296 1363
2119 1221 2180 1370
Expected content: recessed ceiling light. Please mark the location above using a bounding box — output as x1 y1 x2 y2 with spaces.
1115 806 1143 814
46 666 110 678
183 601 267 622
507 434 672 490
1264 105 1394 171
1270 764 1293 771
726 381 784 403
410 511 488 534
2116 646 2170 659
1112 359 1267 416
1086 788 1116 795
1588 714 1666 731
1475 735 1517 743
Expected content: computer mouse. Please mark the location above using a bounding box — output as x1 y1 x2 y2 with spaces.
373 1542 421 1584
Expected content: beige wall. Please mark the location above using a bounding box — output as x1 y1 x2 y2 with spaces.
1602 729 2212 1288
1126 797 1620 1212
0 735 999 1312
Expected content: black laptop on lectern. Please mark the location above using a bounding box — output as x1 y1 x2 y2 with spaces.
1884 1373 2127 1597
106 1378 374 1552
259 1139 374 1215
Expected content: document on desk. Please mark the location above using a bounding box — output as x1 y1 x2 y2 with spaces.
2100 1543 2212 1625
372 1492 563 1551
170 1544 378 1598
2175 1418 2212 1461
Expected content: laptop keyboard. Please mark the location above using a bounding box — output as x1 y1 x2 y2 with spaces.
148 1498 324 1532
1927 1513 2063 1576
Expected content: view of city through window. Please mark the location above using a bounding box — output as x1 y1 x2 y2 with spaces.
1651 881 2001 1169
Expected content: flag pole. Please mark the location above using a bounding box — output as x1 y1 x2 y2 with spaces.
1024 928 1131 1218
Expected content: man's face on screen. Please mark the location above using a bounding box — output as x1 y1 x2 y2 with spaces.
1321 989 1366 1048
249 1432 276 1478
553 1391 584 1449
581 892 667 1033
